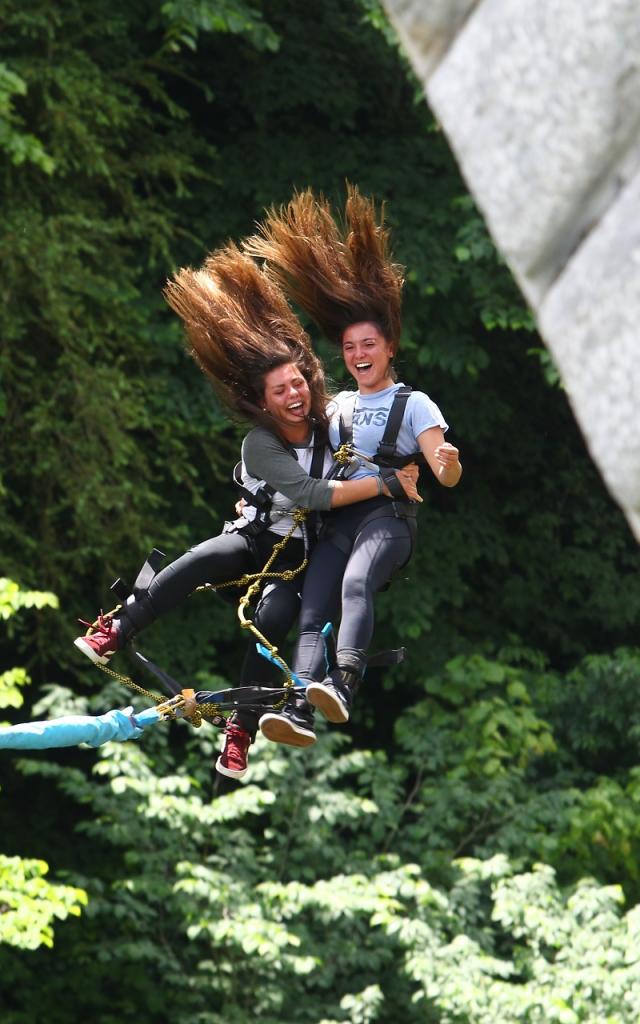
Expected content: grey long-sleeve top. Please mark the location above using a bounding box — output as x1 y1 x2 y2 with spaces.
241 427 336 511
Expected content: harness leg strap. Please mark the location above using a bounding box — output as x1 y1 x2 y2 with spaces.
367 647 406 668
321 623 337 674
335 648 367 678
132 548 166 595
109 548 166 641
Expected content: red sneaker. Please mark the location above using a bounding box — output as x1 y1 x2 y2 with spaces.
74 613 121 665
216 722 252 779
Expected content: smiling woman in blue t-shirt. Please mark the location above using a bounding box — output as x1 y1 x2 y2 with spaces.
247 186 462 746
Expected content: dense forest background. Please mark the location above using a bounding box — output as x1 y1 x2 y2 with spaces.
2 1 640 1021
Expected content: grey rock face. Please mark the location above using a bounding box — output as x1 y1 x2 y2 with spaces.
539 170 640 521
383 0 640 539
385 0 480 80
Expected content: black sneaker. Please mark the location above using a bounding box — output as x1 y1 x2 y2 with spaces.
260 699 316 748
306 681 350 723
307 669 358 724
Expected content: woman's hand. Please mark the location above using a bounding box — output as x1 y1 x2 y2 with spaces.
417 428 462 488
380 462 423 503
434 442 459 468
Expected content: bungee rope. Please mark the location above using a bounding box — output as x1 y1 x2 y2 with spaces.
81 508 310 728
5 459 413 754
199 507 308 684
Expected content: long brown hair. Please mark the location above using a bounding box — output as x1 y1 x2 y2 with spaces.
244 184 405 352
164 243 329 434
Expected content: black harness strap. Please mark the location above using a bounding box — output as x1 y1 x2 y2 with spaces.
358 500 417 529
376 386 412 462
305 433 327 539
309 434 326 479
338 393 357 446
379 467 407 500
319 622 405 677
374 386 426 468
111 547 166 604
367 646 405 668
233 462 276 511
379 450 425 469
133 649 302 724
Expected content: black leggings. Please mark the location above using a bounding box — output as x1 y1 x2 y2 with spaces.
144 530 304 619
115 529 305 733
293 498 413 681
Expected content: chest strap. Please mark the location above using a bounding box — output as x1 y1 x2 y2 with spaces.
309 434 326 480
338 387 424 470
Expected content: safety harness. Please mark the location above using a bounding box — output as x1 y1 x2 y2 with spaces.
325 386 421 558
231 432 326 538
338 385 425 469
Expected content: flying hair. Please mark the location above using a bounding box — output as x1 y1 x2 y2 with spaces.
244 184 405 351
164 243 329 433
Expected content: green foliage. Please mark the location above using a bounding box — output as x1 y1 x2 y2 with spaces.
0 667 29 715
161 0 280 53
4 700 640 1021
0 856 87 951
0 578 58 621
0 581 87 952
0 62 54 173
536 647 640 773
0 579 57 720
398 856 640 1023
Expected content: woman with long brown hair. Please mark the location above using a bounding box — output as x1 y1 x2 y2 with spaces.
246 186 462 744
74 243 418 778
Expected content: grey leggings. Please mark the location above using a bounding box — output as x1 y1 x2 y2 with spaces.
293 498 413 681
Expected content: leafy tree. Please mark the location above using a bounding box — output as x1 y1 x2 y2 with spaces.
3 658 640 1021
0 581 86 952
0 578 59 723
0 856 87 952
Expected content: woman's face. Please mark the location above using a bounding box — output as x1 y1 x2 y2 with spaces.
342 321 394 394
262 362 311 429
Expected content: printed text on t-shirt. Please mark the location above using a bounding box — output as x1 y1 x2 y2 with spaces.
353 408 389 427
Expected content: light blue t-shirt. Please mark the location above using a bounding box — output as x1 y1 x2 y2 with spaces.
327 382 448 479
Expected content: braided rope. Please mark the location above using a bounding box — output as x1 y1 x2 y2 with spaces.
86 509 309 726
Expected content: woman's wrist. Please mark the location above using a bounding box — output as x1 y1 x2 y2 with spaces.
439 461 462 486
